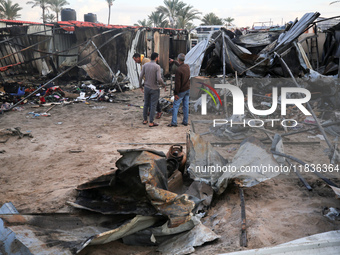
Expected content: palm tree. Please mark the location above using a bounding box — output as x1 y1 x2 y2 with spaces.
134 19 151 27
176 5 201 30
201 13 223 25
43 13 55 22
148 12 168 28
224 17 235 27
106 0 115 25
156 0 186 28
0 0 22 20
26 0 50 23
49 0 69 22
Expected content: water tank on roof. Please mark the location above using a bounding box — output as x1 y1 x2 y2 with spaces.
84 13 97 23
61 8 76 21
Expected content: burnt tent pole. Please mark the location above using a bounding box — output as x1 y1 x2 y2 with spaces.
338 57 340 79
90 40 122 92
286 159 312 191
314 24 319 71
222 30 227 114
239 187 247 247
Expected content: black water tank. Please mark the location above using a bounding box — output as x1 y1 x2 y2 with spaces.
84 13 97 23
61 8 76 21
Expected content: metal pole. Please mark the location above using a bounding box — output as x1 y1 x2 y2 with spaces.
90 41 122 92
274 52 334 152
222 31 227 114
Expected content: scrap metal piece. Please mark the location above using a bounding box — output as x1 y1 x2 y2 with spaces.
0 203 123 255
78 215 159 252
216 137 281 195
329 185 340 199
219 230 340 255
70 149 198 228
157 223 220 255
187 131 228 188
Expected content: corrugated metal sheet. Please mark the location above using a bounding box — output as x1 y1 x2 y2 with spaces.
0 19 47 25
219 231 340 255
54 33 78 68
27 25 52 36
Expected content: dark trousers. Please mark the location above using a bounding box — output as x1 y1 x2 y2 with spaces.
143 87 160 123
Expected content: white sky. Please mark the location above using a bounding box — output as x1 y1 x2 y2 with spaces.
14 0 340 27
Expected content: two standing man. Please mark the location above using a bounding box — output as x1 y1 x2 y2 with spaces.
134 52 190 127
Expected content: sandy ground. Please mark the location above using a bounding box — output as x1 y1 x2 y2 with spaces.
0 88 340 254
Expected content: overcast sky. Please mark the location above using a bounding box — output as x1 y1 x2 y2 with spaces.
14 0 340 27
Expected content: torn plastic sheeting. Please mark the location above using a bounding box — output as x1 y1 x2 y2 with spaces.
157 223 220 255
232 31 281 51
216 136 281 195
185 32 217 78
126 29 143 89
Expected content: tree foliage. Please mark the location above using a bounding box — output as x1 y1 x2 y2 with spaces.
134 19 151 27
201 12 223 25
0 0 22 20
224 17 235 26
148 11 168 28
49 0 69 22
26 0 50 22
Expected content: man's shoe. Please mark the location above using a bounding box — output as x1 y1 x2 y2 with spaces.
149 122 159 127
156 112 163 119
181 122 188 126
167 123 177 127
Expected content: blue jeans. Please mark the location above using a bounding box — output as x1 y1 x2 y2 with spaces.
143 87 160 123
171 89 190 125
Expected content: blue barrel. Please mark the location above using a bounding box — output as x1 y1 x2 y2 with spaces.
61 8 76 21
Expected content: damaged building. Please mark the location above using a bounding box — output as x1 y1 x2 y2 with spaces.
0 19 188 89
1 10 340 255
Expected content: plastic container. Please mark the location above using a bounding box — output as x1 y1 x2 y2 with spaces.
84 13 97 23
61 8 76 21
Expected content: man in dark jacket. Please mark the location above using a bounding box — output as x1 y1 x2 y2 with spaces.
168 53 190 127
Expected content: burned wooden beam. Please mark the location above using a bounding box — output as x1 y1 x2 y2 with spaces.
286 159 312 191
239 187 247 247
